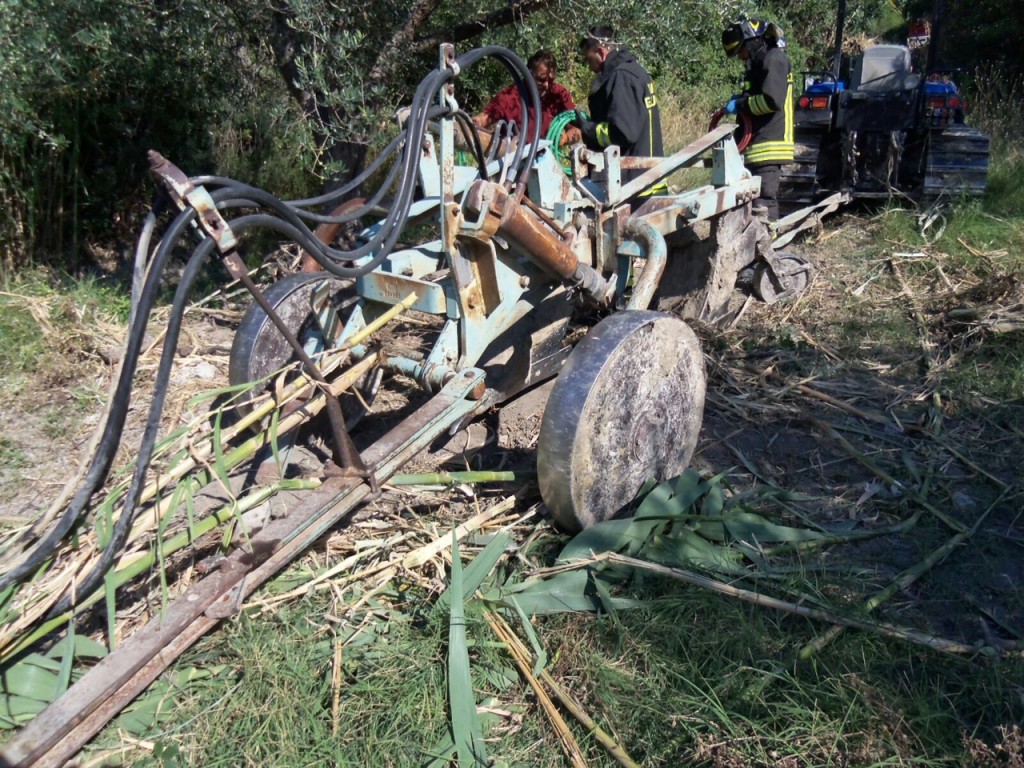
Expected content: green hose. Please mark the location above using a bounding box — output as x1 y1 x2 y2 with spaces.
456 110 585 172
547 109 586 175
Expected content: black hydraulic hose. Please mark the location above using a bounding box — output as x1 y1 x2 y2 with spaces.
191 132 405 211
3 45 538 597
453 46 540 202
185 71 451 274
0 203 197 591
45 209 364 616
48 229 220 617
486 120 519 164
453 110 488 176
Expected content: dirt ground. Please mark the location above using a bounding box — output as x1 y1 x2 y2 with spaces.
1 210 1021 657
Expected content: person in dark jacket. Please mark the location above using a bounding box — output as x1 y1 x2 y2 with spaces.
721 18 794 220
573 25 664 188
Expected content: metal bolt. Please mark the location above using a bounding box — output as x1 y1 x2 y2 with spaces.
519 275 530 287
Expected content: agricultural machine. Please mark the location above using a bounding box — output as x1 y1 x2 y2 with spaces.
778 0 990 210
0 44 811 766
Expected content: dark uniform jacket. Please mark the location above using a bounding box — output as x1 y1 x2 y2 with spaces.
737 45 794 166
583 47 663 172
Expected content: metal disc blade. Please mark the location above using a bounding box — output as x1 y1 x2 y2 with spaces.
537 310 706 532
753 253 812 304
228 272 377 426
229 272 348 388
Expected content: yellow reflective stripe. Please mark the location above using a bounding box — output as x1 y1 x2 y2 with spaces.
596 122 611 147
748 94 771 116
644 82 657 110
746 143 794 163
638 181 669 197
784 74 794 143
648 84 654 154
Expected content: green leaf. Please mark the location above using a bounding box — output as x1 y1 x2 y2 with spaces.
447 532 487 767
635 479 677 518
671 468 707 510
424 698 502 767
509 597 547 676
496 569 643 615
644 530 745 573
43 632 107 660
723 511 825 544
556 518 663 564
55 623 74 696
702 481 725 517
0 656 59 701
435 532 511 614
0 693 49 727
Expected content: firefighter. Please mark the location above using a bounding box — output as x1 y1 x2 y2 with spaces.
573 25 665 188
721 18 794 221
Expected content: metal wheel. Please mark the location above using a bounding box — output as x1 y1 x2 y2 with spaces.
229 272 379 427
537 311 706 532
752 252 812 305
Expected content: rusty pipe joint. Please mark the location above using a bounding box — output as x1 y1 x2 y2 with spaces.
623 217 667 311
462 180 611 306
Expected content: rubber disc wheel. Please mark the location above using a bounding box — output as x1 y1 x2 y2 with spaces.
229 272 378 426
537 311 706 532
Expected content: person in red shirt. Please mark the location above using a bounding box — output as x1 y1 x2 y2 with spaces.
472 50 581 146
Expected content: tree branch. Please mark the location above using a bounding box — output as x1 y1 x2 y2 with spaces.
368 0 443 85
411 0 559 53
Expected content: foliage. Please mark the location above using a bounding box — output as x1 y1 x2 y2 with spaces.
1 0 990 274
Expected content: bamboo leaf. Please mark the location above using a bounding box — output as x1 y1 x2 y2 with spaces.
0 656 59 701
509 596 547 676
556 518 663 564
211 410 236 501
496 570 643 615
644 530 745 573
44 633 106 660
723 511 825 543
447 532 487 766
702 481 725 517
435 532 511 614
591 572 621 619
635 479 677 519
186 379 263 407
55 624 74 697
670 468 706 510
424 698 502 768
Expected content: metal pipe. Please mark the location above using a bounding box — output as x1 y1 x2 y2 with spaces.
623 217 667 311
832 0 847 83
464 180 577 278
463 180 611 306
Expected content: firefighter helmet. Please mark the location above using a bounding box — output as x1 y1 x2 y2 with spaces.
722 18 770 57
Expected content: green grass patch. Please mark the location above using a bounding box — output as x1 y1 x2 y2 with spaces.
942 334 1024 403
0 270 130 395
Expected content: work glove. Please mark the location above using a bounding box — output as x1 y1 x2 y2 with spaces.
573 109 600 148
724 98 740 115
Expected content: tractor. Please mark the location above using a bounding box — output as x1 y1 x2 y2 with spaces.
778 0 990 210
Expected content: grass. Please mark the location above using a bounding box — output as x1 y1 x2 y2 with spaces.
104 564 1022 767
0 270 130 382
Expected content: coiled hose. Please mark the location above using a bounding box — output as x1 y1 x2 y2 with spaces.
547 109 587 174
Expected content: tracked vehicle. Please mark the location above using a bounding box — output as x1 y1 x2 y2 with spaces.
779 0 990 209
